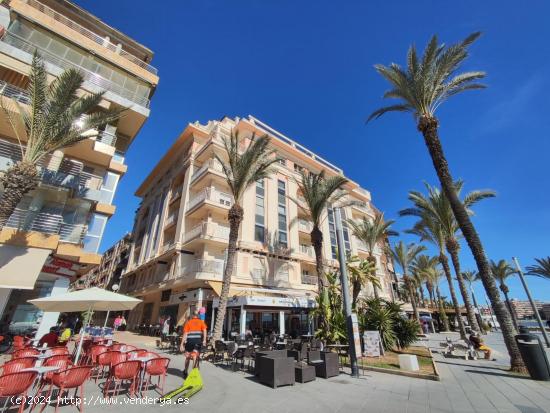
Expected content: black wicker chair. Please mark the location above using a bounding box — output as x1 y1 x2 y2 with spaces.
258 356 295 388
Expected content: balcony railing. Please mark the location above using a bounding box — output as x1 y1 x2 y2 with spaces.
299 244 314 257
59 223 87 244
356 239 368 252
298 219 312 233
251 268 266 282
1 31 150 108
24 0 158 75
182 259 224 280
187 187 232 211
164 213 177 228
5 208 61 234
95 130 117 147
301 274 318 285
0 79 30 104
191 158 225 182
183 222 230 244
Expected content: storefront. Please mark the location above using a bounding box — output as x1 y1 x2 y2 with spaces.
212 292 317 339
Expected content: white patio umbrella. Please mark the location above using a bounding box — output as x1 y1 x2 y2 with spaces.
28 287 141 363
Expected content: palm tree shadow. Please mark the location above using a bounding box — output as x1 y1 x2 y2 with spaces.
464 369 531 380
0 227 33 264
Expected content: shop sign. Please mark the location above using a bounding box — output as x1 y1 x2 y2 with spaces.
363 330 382 357
214 295 317 308
41 257 81 277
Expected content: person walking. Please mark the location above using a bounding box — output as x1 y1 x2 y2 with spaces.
179 310 207 379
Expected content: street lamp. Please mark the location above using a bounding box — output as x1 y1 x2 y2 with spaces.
103 284 119 328
512 258 550 348
334 207 360 378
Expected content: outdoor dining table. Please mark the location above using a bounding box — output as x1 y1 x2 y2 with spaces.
133 356 156 395
325 344 349 371
23 365 61 397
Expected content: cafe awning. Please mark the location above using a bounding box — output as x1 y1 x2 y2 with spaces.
0 245 50 289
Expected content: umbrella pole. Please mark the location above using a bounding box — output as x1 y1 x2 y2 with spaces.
74 304 93 364
103 310 110 328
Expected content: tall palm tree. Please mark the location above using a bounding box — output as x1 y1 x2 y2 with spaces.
406 218 467 338
346 213 398 298
462 270 484 329
411 255 439 307
211 132 277 340
401 182 494 332
424 264 450 331
368 31 525 371
295 170 348 330
0 54 123 229
389 241 425 321
490 260 519 331
346 254 378 309
526 257 550 280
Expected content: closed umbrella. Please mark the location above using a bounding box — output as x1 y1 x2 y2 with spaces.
29 287 141 362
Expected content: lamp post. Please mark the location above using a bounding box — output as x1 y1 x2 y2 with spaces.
512 258 550 348
103 283 119 328
334 207 359 378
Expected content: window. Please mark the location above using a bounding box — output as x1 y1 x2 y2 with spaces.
255 180 265 242
161 289 171 302
83 213 108 253
277 180 288 247
99 171 119 204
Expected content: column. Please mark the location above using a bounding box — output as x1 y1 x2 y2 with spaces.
279 310 285 335
34 277 70 339
240 305 246 336
210 307 216 334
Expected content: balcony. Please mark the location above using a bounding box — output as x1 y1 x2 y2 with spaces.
183 221 230 246
190 158 225 184
186 187 232 214
0 79 30 105
299 244 314 258
298 219 313 233
23 0 158 76
251 268 267 283
182 259 224 281
352 201 372 216
0 31 151 108
169 187 183 204
95 130 117 147
356 238 368 252
164 212 178 228
5 208 86 244
301 274 318 285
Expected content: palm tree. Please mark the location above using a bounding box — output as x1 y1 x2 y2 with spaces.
346 254 378 309
462 270 484 329
211 132 277 340
424 264 450 331
490 260 519 331
0 54 123 229
389 241 425 321
401 182 494 332
346 213 398 298
368 32 525 371
295 170 348 331
406 218 467 338
526 257 550 280
411 255 439 307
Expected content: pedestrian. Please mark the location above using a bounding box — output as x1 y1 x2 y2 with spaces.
113 315 122 331
179 310 207 379
163 316 171 336
120 315 127 331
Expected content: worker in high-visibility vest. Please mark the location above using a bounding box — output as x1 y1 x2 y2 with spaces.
180 309 207 378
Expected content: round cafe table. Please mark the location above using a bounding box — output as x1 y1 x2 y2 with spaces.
133 356 157 395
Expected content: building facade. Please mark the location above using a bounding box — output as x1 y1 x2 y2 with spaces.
509 299 545 320
73 233 132 291
0 0 158 336
120 116 395 338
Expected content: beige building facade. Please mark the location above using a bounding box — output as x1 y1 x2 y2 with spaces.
0 0 157 336
121 116 395 338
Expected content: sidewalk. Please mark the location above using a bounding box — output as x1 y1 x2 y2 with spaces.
78 332 550 413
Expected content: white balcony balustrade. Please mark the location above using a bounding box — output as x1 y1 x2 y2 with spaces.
183 222 230 244
190 158 225 182
298 219 313 233
301 274 318 285
186 187 232 211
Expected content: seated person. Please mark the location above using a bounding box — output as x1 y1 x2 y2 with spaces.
38 327 58 348
58 323 72 345
469 332 492 360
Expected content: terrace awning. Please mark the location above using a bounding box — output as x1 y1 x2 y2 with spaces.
0 245 50 289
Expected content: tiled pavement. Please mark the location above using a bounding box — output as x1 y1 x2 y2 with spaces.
22 331 550 413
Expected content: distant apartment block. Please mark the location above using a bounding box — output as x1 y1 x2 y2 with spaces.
0 0 158 336
510 299 545 320
120 116 395 337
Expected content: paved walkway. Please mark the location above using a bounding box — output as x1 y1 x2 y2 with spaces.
38 332 550 413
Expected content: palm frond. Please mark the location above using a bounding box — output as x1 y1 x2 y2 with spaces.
526 257 550 280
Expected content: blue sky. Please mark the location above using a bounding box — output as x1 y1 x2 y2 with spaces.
76 0 550 303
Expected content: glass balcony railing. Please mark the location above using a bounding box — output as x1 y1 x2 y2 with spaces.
24 0 158 75
1 31 151 108
0 79 30 104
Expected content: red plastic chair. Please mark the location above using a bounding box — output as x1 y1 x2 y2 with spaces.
12 336 25 351
94 351 112 382
49 347 70 356
31 358 73 410
12 347 40 359
103 360 140 397
109 351 127 367
0 371 38 413
41 366 92 413
142 357 170 394
84 344 106 366
0 356 35 374
110 343 124 351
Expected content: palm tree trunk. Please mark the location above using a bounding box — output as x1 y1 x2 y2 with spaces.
352 280 360 309
439 253 467 339
311 226 328 332
502 288 520 331
447 241 480 332
0 162 39 230
212 204 243 341
418 286 425 307
368 254 380 299
404 274 420 321
436 285 450 331
419 115 525 372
